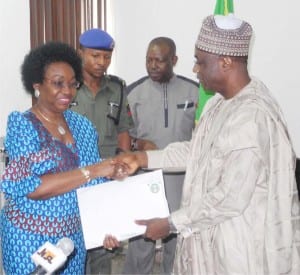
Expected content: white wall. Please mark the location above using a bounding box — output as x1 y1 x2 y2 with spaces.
0 2 30 273
109 0 300 156
0 0 31 137
0 0 299 156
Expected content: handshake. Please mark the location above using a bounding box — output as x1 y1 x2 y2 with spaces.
103 151 148 180
103 138 157 180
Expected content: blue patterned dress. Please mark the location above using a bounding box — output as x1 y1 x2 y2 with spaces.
0 110 107 275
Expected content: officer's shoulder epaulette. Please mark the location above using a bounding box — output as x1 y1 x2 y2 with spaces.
127 76 149 94
177 75 198 87
106 74 126 87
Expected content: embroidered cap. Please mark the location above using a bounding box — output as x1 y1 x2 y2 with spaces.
196 14 252 56
79 29 115 51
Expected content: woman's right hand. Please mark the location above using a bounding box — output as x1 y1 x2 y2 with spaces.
97 159 129 180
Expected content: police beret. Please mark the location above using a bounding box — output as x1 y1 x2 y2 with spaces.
79 29 115 51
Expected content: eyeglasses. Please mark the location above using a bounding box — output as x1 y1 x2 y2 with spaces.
44 78 81 90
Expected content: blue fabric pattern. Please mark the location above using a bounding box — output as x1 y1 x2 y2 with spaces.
0 109 107 275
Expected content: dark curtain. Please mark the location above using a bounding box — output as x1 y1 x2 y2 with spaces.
29 0 107 50
29 0 107 105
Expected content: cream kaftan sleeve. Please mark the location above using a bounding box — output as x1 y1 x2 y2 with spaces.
170 107 270 233
147 141 190 169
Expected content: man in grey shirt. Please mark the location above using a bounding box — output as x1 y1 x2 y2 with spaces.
123 37 198 274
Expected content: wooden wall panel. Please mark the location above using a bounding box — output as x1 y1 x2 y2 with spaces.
29 0 107 50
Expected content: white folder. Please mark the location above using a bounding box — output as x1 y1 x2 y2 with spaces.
77 169 170 249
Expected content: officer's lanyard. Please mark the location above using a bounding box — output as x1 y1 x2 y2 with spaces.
163 83 168 128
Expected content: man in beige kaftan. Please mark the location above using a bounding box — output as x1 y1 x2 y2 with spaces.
104 14 300 274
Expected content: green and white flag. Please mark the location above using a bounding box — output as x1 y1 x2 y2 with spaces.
195 0 234 123
214 0 234 15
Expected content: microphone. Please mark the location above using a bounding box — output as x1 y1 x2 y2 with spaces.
30 237 74 275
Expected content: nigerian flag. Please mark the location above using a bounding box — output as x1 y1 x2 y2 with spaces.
214 0 234 15
195 0 234 123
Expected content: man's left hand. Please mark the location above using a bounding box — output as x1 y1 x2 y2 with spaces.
136 217 170 240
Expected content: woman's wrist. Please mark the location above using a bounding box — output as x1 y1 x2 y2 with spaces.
80 167 91 181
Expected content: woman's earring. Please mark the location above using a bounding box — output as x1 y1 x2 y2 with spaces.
34 89 40 98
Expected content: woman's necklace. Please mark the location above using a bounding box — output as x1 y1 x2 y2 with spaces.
35 108 66 135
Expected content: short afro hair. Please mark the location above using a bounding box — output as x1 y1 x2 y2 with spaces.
148 37 177 57
21 41 82 95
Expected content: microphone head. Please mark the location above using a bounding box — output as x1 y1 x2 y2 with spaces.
56 237 74 257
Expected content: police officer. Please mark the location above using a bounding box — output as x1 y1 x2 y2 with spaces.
72 28 133 159
72 28 133 274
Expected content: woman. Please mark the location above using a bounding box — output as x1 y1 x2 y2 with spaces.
0 42 125 274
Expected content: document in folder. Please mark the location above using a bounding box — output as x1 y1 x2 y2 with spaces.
77 169 170 249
